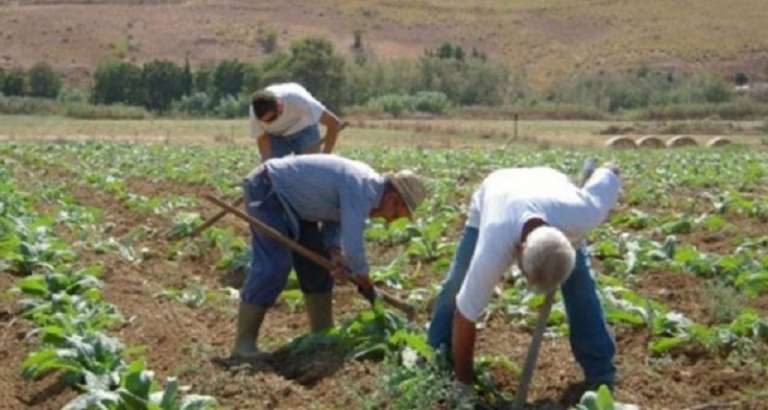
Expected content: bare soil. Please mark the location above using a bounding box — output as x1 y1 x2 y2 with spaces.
2 157 768 409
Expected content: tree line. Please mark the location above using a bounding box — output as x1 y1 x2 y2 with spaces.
2 35 767 119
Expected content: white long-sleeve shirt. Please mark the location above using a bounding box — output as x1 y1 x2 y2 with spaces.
456 167 621 322
249 83 326 138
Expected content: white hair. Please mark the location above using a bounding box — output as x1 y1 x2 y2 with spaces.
521 226 576 293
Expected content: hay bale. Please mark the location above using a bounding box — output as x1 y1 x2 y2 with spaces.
666 136 698 148
706 137 732 147
637 136 665 149
605 136 637 149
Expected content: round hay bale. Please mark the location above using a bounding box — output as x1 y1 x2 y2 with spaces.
605 136 637 149
666 136 698 148
706 137 732 147
637 136 665 149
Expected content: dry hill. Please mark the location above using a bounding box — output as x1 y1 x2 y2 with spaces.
1 0 768 88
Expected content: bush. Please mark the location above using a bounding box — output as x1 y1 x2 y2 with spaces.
367 94 409 116
212 59 247 99
214 94 250 118
344 59 421 106
0 95 58 115
193 65 214 94
26 62 62 98
412 91 451 114
142 59 186 112
286 37 345 111
63 103 149 120
418 56 509 106
366 91 450 116
57 88 89 104
92 60 144 106
2 67 26 96
172 92 215 116
551 69 735 113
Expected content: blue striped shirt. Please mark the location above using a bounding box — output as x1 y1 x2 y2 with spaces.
264 154 386 275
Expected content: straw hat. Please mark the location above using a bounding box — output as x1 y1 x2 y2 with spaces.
386 170 427 215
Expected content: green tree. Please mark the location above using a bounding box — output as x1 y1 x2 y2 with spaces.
259 51 292 87
27 62 62 98
2 67 26 96
242 63 262 95
92 60 144 105
142 59 186 112
193 64 214 94
286 37 345 111
182 56 193 96
212 59 246 99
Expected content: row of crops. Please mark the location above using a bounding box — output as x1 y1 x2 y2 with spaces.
1 152 217 409
2 140 768 408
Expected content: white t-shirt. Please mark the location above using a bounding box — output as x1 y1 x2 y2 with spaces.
249 82 326 138
456 167 621 322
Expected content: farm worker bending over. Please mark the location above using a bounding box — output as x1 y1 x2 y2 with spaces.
232 154 427 359
427 164 622 394
242 83 341 354
250 82 342 160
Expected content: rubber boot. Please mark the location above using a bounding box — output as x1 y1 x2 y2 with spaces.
231 302 268 359
304 291 334 332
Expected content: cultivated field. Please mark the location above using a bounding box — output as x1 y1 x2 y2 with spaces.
2 131 768 409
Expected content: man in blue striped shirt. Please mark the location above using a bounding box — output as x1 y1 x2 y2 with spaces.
232 154 427 360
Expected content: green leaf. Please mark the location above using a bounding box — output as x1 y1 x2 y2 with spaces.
159 377 179 409
122 360 153 400
649 337 687 356
596 385 615 409
180 395 217 410
17 275 48 296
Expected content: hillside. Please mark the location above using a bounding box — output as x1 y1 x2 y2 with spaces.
1 0 768 89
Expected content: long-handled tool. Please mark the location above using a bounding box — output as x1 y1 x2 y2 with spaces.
513 159 598 408
203 194 416 319
185 122 349 240
188 197 245 238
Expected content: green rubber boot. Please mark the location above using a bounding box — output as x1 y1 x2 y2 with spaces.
304 291 334 332
231 302 268 359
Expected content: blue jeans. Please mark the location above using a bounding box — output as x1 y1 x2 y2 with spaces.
427 226 616 383
240 169 333 306
267 125 321 159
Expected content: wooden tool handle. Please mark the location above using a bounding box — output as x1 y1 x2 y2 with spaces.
188 197 245 238
203 194 415 319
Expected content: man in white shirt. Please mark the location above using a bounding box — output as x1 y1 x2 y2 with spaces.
427 164 622 395
232 83 342 361
250 82 342 160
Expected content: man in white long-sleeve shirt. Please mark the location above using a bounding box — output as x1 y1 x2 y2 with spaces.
427 164 622 395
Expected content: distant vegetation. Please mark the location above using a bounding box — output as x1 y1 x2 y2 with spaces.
2 36 768 121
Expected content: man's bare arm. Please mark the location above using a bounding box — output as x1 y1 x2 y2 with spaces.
256 133 271 161
452 308 477 384
319 110 341 153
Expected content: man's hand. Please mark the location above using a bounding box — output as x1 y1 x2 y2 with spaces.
328 248 349 283
351 274 377 304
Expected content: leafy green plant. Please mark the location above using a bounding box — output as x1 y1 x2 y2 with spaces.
167 212 203 239
575 385 639 410
63 360 217 410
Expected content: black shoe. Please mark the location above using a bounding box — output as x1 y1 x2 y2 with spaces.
559 380 615 407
